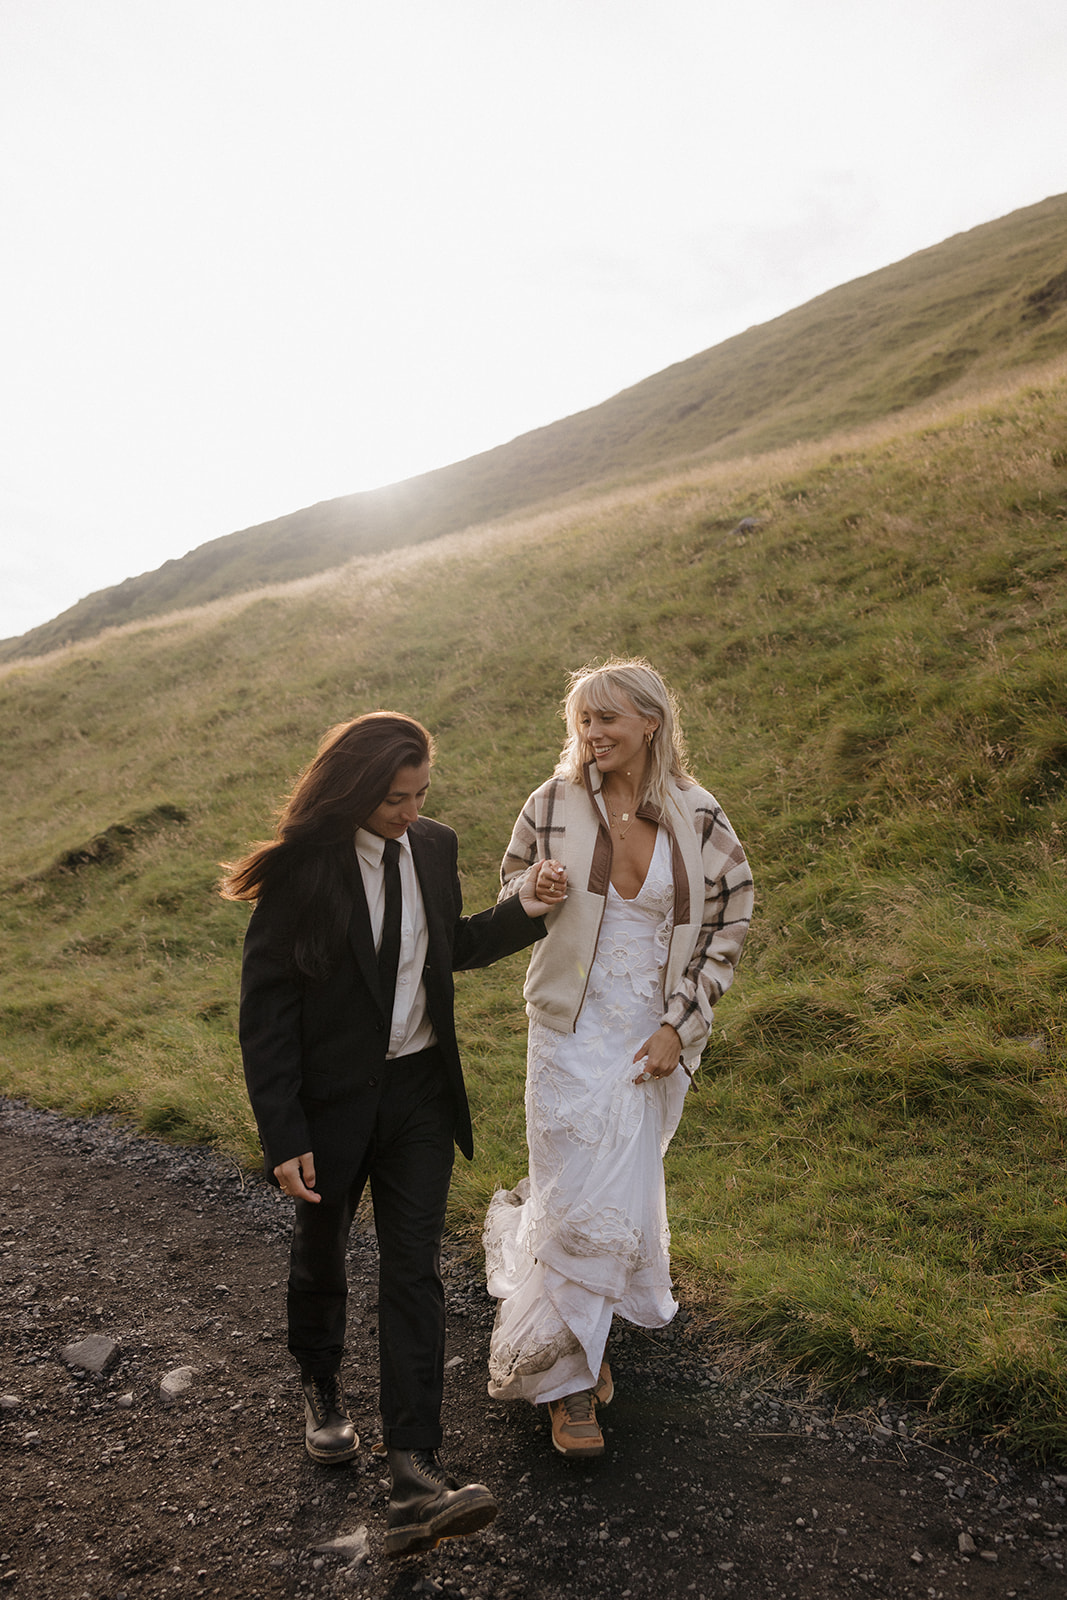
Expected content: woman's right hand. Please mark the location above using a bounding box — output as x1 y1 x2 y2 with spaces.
274 1152 320 1202
519 859 568 917
535 858 568 905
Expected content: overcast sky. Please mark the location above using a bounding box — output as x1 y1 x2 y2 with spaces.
2 0 1065 642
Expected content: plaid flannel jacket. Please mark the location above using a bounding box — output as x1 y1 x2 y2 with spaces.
499 766 753 1056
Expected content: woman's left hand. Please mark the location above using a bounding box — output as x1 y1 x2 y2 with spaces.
633 1024 682 1083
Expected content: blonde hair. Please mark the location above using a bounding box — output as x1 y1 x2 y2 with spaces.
554 658 694 813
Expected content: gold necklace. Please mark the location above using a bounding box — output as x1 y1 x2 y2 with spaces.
605 782 639 840
607 806 633 844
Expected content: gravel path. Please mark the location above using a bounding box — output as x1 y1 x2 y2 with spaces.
2 1095 1065 1599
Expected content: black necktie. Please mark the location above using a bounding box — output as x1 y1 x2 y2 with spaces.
378 838 402 1020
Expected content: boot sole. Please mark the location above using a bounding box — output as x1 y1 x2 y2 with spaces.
305 1434 360 1465
551 1433 605 1459
385 1489 498 1557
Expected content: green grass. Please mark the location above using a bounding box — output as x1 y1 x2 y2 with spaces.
1 361 1066 1458
6 192 1067 660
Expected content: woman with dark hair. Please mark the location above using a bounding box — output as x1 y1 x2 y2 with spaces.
482 663 753 1459
224 711 555 1556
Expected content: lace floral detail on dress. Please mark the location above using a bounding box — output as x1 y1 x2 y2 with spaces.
489 1326 580 1386
590 919 668 1001
652 904 675 966
530 1201 648 1271
527 1021 607 1151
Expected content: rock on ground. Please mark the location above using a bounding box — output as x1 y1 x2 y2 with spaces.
2 1097 1065 1599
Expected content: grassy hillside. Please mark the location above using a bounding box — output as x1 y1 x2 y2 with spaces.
1 360 1066 1457
5 192 1066 661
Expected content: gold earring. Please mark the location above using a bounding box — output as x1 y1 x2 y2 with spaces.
646 730 654 747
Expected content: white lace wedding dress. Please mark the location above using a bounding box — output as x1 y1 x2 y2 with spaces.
484 826 690 1404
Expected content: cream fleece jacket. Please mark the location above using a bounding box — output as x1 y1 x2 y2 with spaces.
498 764 753 1063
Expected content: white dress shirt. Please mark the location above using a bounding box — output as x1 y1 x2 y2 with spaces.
354 828 436 1060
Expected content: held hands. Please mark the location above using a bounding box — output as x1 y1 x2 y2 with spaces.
519 858 569 918
274 1151 320 1203
633 1024 682 1084
518 864 679 1081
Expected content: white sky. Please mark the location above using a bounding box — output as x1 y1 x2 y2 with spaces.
2 0 1065 641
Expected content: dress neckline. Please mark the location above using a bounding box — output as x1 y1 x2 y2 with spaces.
607 826 668 904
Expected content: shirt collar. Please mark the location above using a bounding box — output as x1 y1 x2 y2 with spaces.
355 828 413 869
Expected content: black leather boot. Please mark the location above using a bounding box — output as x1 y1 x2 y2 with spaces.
301 1372 359 1464
384 1447 497 1558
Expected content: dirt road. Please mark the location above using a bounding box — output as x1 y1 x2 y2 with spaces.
2 1098 1064 1598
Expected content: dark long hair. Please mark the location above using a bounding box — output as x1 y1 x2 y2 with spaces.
221 712 434 977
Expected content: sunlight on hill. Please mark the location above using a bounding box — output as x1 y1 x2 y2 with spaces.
7 350 1065 680
5 193 1066 662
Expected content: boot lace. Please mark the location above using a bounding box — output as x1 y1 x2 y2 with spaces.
409 1448 452 1487
306 1373 344 1424
560 1390 595 1424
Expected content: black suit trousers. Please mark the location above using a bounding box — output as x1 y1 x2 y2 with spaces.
286 1047 456 1450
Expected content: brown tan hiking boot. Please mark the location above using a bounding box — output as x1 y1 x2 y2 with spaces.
548 1389 604 1458
593 1359 613 1406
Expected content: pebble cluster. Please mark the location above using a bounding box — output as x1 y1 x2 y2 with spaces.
2 1095 1065 1600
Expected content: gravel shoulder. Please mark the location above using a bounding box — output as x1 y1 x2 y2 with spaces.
2 1096 1065 1599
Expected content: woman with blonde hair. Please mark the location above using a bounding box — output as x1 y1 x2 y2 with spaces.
483 660 753 1458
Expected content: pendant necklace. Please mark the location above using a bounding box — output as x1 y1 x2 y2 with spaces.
609 806 634 840
606 777 637 840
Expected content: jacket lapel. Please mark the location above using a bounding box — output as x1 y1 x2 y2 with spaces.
581 762 694 924
346 853 388 1018
407 823 443 953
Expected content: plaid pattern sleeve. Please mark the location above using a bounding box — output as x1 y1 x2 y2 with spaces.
498 780 569 902
661 797 754 1051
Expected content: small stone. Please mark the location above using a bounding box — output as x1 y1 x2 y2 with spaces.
0 1395 20 1412
958 1532 977 1555
909 1549 923 1564
61 1334 120 1374
310 1527 370 1565
978 1550 999 1562
116 1392 135 1408
160 1366 198 1398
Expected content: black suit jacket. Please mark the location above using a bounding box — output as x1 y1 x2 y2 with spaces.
238 816 544 1200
